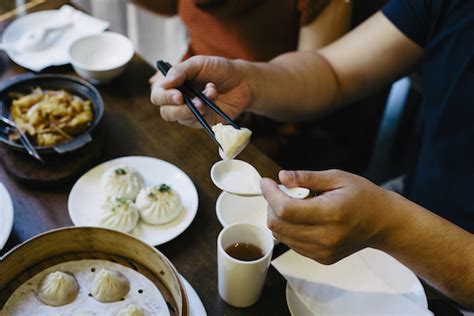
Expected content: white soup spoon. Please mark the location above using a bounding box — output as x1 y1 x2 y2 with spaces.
211 160 310 199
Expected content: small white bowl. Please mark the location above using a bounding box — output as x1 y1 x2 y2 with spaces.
68 32 134 83
216 191 279 244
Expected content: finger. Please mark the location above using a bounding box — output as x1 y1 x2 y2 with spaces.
266 207 325 246
162 56 209 89
203 82 218 100
260 178 329 224
150 86 183 106
159 105 193 122
273 233 341 265
191 96 207 115
279 169 345 192
149 71 162 84
178 117 204 128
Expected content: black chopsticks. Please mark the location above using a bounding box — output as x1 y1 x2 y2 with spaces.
156 60 240 149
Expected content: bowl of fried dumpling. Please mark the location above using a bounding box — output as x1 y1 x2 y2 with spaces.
0 73 104 155
0 227 189 315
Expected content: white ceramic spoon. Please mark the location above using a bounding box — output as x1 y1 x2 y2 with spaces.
16 21 73 52
211 160 310 199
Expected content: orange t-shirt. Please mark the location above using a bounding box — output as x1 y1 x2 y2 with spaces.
180 0 328 61
132 0 329 61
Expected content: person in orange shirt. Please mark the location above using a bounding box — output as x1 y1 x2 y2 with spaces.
132 0 352 61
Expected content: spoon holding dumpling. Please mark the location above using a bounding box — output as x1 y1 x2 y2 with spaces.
211 160 310 199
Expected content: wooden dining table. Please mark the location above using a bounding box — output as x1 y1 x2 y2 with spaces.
0 1 465 315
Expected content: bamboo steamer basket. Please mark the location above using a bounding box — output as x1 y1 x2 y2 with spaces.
0 227 189 315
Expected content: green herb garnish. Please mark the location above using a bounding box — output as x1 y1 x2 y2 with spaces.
159 183 171 192
115 197 128 204
115 168 127 175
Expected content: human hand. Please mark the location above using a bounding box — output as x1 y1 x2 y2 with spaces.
150 56 254 128
261 170 397 264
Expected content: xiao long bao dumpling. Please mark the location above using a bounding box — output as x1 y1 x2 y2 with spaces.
91 269 130 303
135 184 182 225
117 304 148 316
100 165 145 200
99 197 139 233
37 271 79 306
212 123 252 160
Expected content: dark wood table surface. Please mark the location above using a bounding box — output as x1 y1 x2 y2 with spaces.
0 1 465 315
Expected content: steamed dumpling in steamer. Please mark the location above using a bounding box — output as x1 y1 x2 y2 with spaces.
100 165 145 200
117 304 148 316
36 271 79 306
212 123 252 160
99 197 139 233
135 184 181 225
91 269 130 303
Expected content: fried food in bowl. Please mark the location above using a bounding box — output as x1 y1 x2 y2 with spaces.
9 88 94 147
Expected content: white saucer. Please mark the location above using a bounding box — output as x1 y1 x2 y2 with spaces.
286 284 313 316
68 156 198 246
180 275 206 315
0 182 14 250
215 191 270 233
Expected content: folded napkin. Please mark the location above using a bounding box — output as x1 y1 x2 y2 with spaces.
272 248 432 315
7 5 109 71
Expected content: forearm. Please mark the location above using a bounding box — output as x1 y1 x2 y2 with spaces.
377 191 474 309
243 12 421 122
243 51 340 121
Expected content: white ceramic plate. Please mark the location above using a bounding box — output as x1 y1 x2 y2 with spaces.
180 275 206 316
68 156 198 246
0 183 14 250
286 284 313 316
280 248 430 315
1 6 108 71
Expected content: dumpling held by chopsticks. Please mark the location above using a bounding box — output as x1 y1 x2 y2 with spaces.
212 123 252 160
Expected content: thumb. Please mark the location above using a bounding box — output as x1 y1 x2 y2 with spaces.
161 56 206 89
279 170 344 192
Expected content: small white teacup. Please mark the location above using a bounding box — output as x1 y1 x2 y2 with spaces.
217 223 274 307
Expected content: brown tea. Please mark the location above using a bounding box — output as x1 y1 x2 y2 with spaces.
225 242 264 261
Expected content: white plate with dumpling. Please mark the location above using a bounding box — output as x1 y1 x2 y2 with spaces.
68 156 198 246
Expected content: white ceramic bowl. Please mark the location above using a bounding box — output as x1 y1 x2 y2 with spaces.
68 32 134 83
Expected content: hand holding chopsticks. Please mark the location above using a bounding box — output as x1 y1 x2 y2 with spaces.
156 60 241 148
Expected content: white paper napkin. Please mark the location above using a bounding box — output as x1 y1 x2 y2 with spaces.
5 5 109 71
272 248 433 315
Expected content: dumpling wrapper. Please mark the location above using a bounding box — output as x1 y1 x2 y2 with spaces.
100 165 145 200
212 123 252 160
37 271 79 307
135 185 182 225
91 269 130 303
117 304 149 316
99 197 140 233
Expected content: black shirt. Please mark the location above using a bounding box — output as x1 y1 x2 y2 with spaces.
382 0 474 232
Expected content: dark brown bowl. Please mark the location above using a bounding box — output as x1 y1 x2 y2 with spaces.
0 73 104 154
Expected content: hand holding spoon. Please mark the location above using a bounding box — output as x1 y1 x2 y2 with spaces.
211 160 310 199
